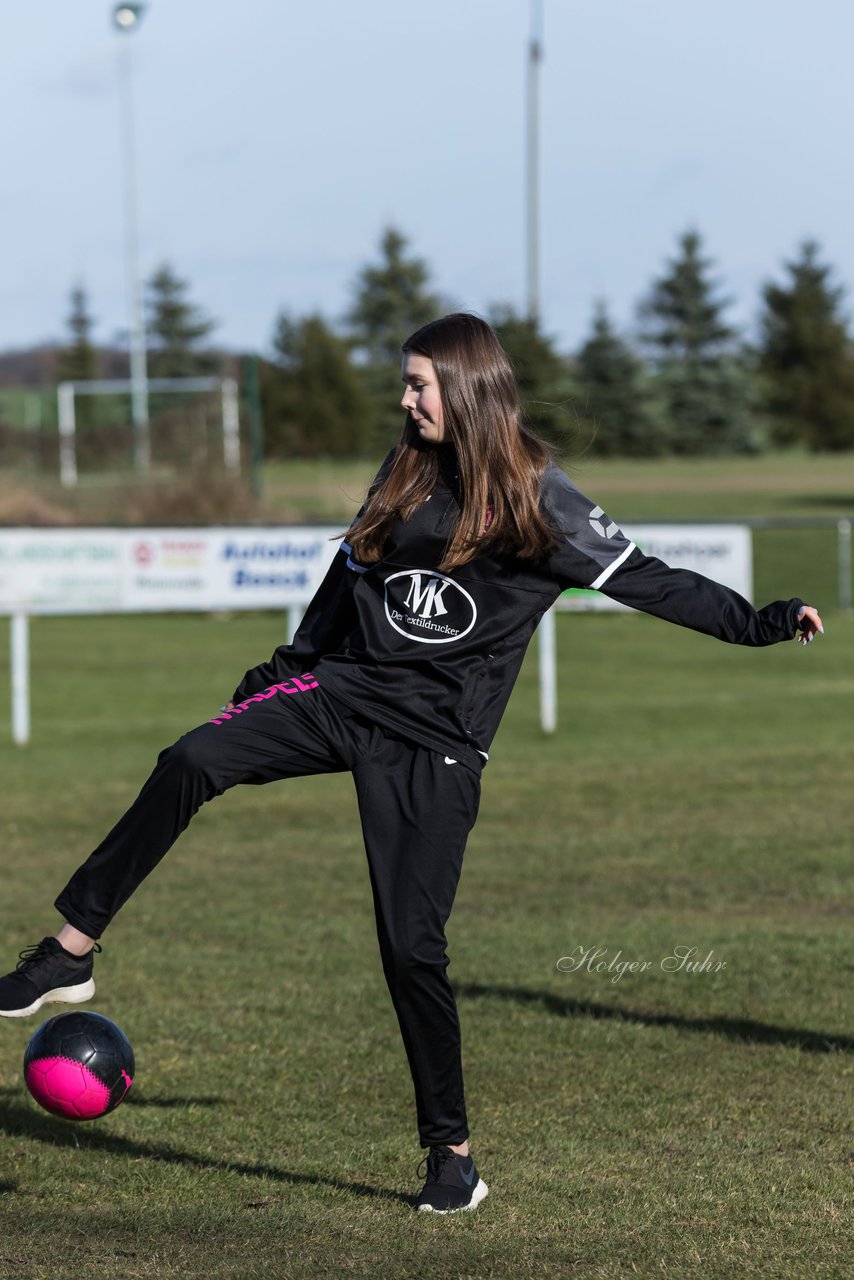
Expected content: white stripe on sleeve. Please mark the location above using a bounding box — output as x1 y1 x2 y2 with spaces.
588 541 636 590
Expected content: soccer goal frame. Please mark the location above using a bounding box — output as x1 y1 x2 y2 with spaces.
56 376 241 488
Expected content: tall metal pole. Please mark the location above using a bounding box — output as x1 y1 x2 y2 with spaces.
526 0 544 322
115 5 150 471
528 2 556 733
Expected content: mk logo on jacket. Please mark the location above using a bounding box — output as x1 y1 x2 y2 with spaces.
384 569 477 644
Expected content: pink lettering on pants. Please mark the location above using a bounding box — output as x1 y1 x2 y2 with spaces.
209 673 319 725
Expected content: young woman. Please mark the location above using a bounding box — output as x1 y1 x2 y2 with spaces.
0 313 822 1213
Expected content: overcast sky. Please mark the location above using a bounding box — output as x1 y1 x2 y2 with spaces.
1 1 852 357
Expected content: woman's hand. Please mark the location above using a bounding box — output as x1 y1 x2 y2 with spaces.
797 606 824 645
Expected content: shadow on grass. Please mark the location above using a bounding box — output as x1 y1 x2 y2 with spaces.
0 1089 412 1206
456 982 854 1054
791 495 854 510
124 1092 224 1109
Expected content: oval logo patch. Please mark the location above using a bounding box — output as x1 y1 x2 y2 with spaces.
383 569 477 644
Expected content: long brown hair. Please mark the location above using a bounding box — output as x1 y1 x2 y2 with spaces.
345 313 558 571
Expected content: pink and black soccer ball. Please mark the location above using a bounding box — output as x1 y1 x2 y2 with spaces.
23 1010 134 1121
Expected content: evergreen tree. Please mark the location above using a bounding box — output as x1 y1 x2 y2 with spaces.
56 283 100 428
640 229 757 454
146 264 218 378
56 283 99 384
488 305 576 449
347 228 443 450
574 302 666 456
348 227 442 365
265 313 372 457
758 240 854 451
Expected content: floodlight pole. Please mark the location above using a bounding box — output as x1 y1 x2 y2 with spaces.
526 0 544 323
114 4 150 472
527 1 556 733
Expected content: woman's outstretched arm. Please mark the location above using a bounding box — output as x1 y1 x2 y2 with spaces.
541 466 823 648
598 546 822 648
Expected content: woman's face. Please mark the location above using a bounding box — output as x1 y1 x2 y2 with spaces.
401 352 446 444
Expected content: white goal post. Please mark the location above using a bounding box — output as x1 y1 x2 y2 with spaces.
56 376 241 487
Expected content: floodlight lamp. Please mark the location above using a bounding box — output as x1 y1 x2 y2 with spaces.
113 4 145 31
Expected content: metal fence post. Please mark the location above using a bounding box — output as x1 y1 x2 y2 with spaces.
11 612 30 746
538 605 557 733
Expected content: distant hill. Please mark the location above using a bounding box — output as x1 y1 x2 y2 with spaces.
0 343 239 388
0 345 130 388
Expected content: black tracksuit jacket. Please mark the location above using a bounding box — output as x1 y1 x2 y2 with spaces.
233 451 804 773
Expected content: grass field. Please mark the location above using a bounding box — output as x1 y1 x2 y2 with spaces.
0 456 851 1278
2 445 854 524
0 612 851 1278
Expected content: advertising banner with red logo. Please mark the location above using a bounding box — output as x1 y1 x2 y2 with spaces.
0 528 340 615
0 524 752 616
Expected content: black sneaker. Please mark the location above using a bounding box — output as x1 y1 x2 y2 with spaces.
0 937 99 1018
414 1144 489 1214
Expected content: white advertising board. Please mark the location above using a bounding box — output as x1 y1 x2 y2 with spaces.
0 527 341 616
558 524 753 610
0 524 753 615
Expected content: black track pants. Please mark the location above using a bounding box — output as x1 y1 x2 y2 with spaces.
54 682 481 1148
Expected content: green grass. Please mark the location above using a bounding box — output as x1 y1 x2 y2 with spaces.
564 450 854 519
2 446 854 525
179 448 854 522
0 604 850 1279
0 452 850 1277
